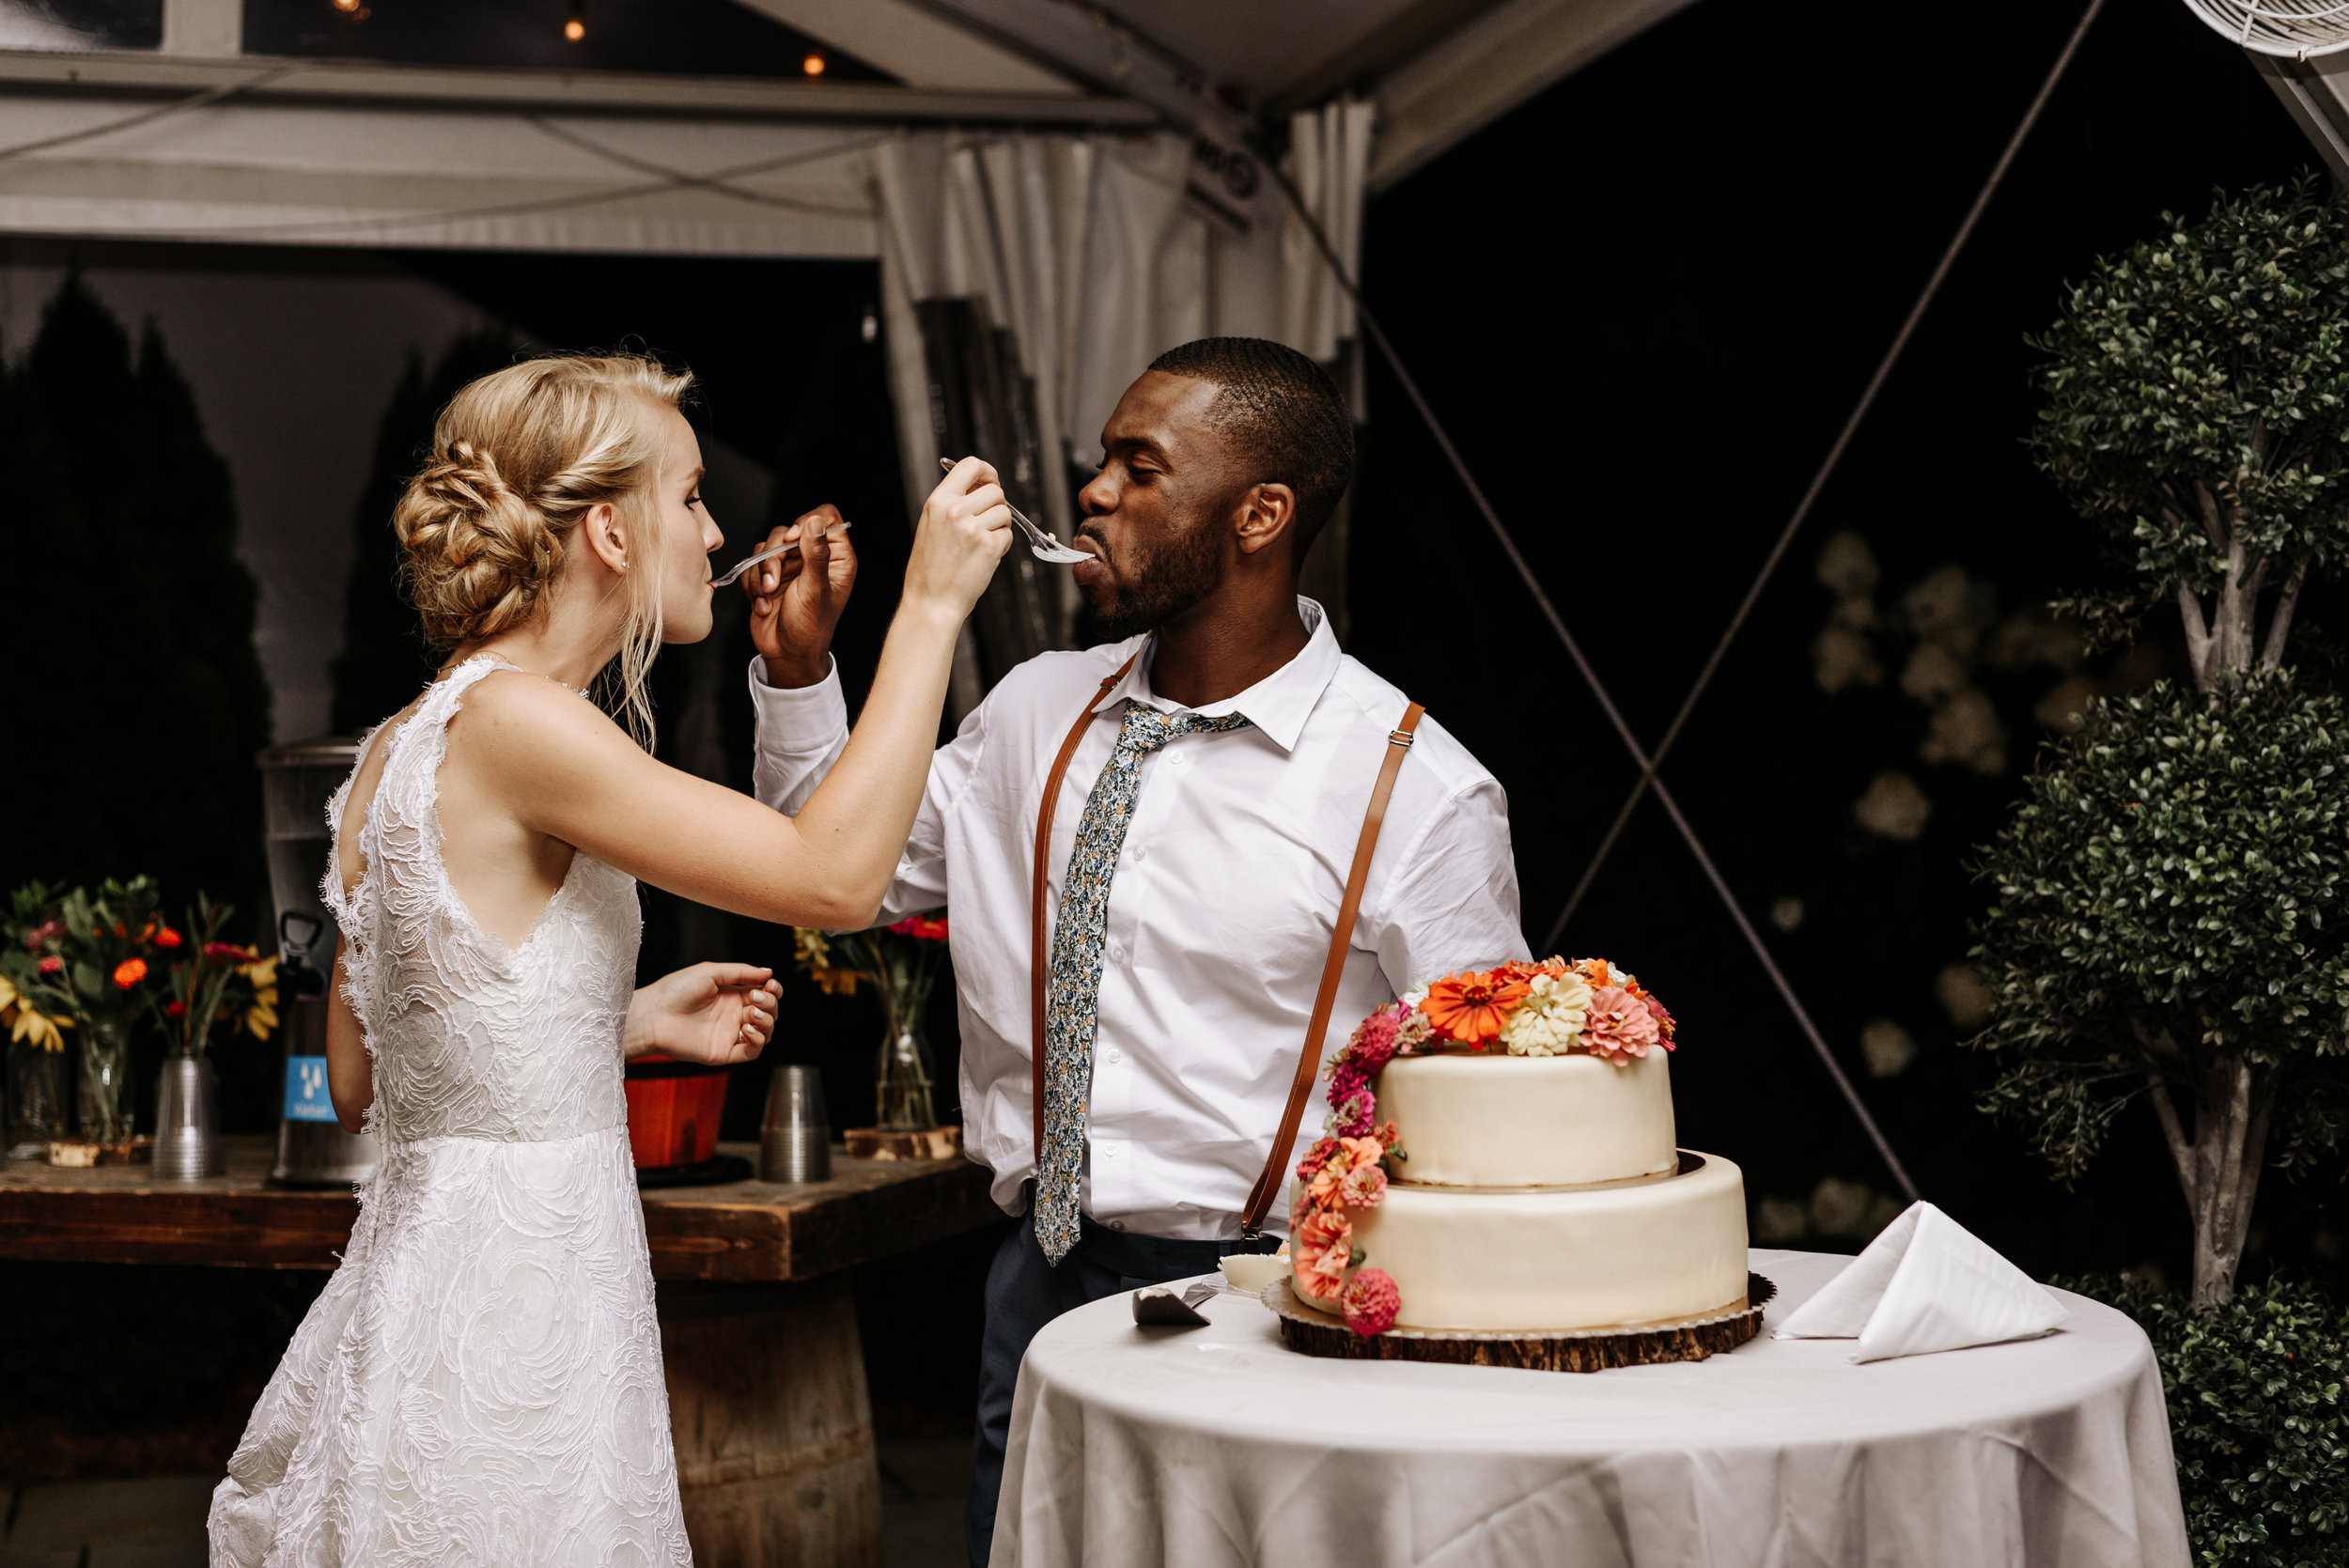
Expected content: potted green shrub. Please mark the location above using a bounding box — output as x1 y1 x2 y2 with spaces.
1971 178 2349 1306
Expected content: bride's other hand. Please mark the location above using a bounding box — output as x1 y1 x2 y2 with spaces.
746 504 855 690
624 962 781 1066
906 458 1014 619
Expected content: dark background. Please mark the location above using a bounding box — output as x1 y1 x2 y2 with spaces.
8 0 2346 1468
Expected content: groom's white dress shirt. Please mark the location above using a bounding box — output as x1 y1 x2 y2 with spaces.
750 598 1528 1240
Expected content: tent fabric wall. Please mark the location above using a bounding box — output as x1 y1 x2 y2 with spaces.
0 95 885 255
868 125 1363 698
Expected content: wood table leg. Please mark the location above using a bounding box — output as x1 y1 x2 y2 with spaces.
659 1277 881 1568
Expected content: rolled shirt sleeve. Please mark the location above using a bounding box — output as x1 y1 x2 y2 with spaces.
1363 774 1530 993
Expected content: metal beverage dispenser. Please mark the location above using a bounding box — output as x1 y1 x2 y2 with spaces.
258 740 376 1188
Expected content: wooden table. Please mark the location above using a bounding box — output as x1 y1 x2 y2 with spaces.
0 1135 1004 1567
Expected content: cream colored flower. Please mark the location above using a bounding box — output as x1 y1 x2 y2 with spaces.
1501 971 1592 1057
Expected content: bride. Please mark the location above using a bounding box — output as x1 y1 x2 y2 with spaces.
208 353 1011 1566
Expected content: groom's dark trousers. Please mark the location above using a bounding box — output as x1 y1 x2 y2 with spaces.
967 1203 1279 1566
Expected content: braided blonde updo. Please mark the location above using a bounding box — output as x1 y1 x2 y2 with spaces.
394 352 694 745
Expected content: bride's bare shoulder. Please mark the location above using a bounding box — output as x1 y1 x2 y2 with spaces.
446 666 634 763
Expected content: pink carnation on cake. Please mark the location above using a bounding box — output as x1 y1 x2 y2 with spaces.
1342 1267 1401 1336
1579 985 1662 1063
1295 1137 1336 1185
1643 993 1677 1049
1294 1207 1353 1302
1339 1161 1387 1208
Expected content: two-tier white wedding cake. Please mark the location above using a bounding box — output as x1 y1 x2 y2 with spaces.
1289 957 1749 1337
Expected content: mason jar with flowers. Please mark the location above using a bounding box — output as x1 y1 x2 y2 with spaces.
1 879 171 1153
793 912 958 1158
0 887 75 1157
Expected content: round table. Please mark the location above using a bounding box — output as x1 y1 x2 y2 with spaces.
991 1248 2187 1568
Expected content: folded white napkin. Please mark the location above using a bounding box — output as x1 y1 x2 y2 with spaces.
1774 1201 2068 1362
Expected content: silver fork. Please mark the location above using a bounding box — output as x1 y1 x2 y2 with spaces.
939 458 1092 564
708 523 852 589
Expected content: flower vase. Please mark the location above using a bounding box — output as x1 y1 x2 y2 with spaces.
7 1040 64 1158
154 1054 226 1179
844 1020 960 1161
77 1015 136 1145
876 1018 938 1131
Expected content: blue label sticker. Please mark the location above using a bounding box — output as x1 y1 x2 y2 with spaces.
284 1055 336 1123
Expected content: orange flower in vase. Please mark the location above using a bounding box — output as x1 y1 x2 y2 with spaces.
1422 969 1529 1047
112 957 148 988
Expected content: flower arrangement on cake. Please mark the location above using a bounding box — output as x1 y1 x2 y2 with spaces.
1291 956 1677 1335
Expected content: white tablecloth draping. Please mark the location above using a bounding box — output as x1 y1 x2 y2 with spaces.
991 1248 2187 1568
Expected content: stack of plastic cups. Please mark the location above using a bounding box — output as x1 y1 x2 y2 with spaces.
760 1064 831 1183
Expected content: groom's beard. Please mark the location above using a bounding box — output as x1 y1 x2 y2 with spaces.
1083 520 1223 642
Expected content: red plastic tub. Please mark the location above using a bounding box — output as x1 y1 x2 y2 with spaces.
622 1054 731 1170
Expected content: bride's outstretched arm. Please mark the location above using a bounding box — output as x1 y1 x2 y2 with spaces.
459 460 1012 929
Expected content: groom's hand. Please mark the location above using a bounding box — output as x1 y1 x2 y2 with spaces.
746 503 855 689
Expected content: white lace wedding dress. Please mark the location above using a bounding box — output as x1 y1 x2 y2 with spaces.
209 657 692 1568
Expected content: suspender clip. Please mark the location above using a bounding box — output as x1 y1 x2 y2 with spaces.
1388 728 1416 747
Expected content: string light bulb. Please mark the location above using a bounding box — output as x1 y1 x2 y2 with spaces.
332 0 361 11
801 52 826 77
564 2 586 41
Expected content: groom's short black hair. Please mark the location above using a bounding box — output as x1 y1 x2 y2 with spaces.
1147 337 1355 561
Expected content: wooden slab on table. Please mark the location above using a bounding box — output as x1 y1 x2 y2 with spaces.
0 1135 1002 1281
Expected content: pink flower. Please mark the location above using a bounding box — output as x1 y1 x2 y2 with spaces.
1293 1208 1353 1304
1328 1059 1368 1108
1330 1088 1375 1139
1580 986 1661 1063
1643 993 1677 1049
1346 1005 1405 1077
1339 1161 1386 1209
1342 1268 1400 1336
1295 1136 1337 1185
38 955 62 974
1372 1119 1400 1152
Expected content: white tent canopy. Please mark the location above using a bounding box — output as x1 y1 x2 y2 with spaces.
0 0 1689 697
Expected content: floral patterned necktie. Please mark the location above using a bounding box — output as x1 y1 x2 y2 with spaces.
1034 701 1254 1265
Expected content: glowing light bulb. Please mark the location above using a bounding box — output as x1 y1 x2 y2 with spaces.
332 0 361 11
564 17 585 39
802 53 826 77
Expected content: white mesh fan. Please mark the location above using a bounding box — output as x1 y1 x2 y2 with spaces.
2184 0 2349 57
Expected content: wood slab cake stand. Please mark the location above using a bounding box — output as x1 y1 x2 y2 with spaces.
1266 1273 1777 1373
0 1133 1003 1567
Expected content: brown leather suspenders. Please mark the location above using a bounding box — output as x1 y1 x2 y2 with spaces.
1029 655 1425 1240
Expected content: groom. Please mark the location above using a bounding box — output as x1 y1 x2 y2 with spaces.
742 337 1528 1564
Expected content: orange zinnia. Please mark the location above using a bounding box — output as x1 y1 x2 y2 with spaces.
112 957 148 988
1423 969 1530 1046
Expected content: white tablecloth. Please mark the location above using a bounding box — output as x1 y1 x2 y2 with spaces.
992 1248 2187 1568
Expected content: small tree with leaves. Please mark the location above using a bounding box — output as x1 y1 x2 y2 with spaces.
1973 179 2349 1306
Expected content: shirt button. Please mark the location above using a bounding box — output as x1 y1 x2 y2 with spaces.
1108 1048 1123 1064
1132 844 1146 861
1111 1220 1128 1231
1109 942 1124 962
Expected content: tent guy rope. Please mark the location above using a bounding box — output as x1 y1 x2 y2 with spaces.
1266 151 1920 1203
1541 0 2111 950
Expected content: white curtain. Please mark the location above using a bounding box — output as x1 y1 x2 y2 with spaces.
866 120 1371 704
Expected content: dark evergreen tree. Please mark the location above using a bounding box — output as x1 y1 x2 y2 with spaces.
9 275 272 926
0 345 113 886
329 328 519 733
